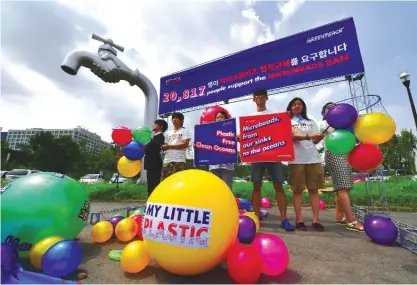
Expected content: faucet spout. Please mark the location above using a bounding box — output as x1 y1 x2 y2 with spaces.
61 50 103 76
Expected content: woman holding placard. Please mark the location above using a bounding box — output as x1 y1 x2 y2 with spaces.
286 97 325 232
318 102 363 232
208 110 235 190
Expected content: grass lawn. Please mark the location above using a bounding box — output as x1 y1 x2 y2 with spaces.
85 178 417 212
2 177 416 211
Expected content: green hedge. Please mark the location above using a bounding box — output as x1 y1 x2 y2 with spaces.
85 178 417 212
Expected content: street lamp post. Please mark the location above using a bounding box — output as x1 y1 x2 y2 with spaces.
400 72 417 130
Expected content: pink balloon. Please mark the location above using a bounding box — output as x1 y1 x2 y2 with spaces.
319 200 326 210
252 233 289 276
260 197 271 208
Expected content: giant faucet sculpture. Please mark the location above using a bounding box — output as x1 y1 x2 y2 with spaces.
61 34 159 183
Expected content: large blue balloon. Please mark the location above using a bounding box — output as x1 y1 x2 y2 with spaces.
122 141 145 160
239 199 251 211
41 240 83 278
326 103 358 129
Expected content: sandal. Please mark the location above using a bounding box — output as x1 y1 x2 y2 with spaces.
335 217 347 225
345 221 364 232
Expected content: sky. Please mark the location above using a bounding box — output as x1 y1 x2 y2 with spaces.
1 0 417 144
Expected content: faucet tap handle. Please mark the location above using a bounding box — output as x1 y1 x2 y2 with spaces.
92 34 125 52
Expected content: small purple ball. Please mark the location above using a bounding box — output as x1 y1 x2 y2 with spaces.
364 215 398 245
237 216 256 244
108 215 124 237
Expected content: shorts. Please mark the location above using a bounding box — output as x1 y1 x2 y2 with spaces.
289 163 324 191
161 162 186 180
250 162 284 184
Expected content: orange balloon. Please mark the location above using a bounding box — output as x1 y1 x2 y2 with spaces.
115 218 138 242
121 240 150 273
91 221 114 243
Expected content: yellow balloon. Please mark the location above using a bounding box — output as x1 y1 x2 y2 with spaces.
115 218 138 242
354 112 396 145
117 156 142 178
91 221 114 243
29 236 64 269
143 169 239 276
121 240 150 273
243 212 260 233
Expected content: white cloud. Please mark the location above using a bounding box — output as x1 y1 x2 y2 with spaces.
4 0 381 147
0 56 112 139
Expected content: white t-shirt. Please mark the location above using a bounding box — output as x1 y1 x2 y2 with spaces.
289 116 322 165
250 108 275 116
318 120 329 151
163 128 192 163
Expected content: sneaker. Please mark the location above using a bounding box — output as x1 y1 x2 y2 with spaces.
312 222 325 231
295 222 307 231
281 219 295 231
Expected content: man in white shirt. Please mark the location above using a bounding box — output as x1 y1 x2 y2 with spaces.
161 112 191 180
239 88 294 231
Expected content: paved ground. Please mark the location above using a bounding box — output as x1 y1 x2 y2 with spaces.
74 202 417 284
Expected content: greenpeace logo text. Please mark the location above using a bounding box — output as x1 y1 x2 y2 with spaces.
306 27 344 43
165 76 181 85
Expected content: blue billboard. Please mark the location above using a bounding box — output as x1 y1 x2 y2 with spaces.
159 17 364 116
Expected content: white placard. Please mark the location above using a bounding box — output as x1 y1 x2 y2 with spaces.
142 202 212 248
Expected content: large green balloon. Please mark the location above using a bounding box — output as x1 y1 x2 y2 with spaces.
132 126 152 144
325 129 357 155
1 172 90 259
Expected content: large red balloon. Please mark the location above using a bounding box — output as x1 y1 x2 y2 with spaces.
226 242 262 284
130 214 143 240
348 144 383 171
112 126 133 146
200 106 232 124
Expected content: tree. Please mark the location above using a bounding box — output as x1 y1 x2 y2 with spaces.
380 129 417 174
1 141 11 168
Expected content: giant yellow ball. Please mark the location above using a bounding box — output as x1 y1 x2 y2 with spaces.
142 169 239 276
354 112 396 145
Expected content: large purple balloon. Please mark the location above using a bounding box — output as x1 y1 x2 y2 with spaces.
238 216 256 244
41 240 83 278
325 103 358 129
364 215 398 245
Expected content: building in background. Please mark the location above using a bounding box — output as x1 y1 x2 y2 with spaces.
1 132 8 142
6 126 112 153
